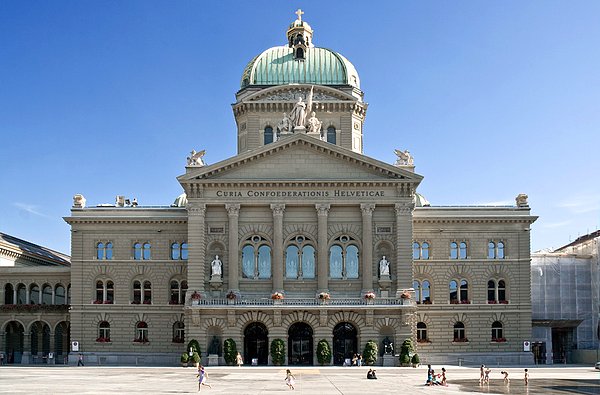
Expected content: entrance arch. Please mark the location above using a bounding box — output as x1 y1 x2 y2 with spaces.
333 322 357 366
288 322 313 365
4 321 24 364
243 322 268 365
55 321 70 364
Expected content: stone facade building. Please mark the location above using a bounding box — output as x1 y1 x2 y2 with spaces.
3 12 537 366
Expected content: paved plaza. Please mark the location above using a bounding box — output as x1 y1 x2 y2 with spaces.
0 365 599 394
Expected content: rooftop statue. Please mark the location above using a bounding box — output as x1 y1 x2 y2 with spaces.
187 150 206 167
289 96 307 128
306 111 322 135
277 113 292 135
394 149 414 166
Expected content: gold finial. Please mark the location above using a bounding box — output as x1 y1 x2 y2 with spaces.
295 9 304 21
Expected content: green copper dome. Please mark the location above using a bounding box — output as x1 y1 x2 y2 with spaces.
240 46 360 89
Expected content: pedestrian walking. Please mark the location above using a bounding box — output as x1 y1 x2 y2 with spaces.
236 352 243 367
479 364 485 384
440 367 447 386
77 354 84 366
197 365 211 391
484 367 491 384
524 369 529 386
285 369 296 390
501 371 509 384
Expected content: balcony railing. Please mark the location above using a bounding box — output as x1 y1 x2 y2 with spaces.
194 297 413 307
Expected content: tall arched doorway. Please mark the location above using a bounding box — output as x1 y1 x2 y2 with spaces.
5 321 24 364
243 322 268 365
30 321 51 362
55 321 70 365
288 322 313 365
333 322 357 366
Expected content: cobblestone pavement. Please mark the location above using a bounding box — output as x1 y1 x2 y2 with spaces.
0 365 598 394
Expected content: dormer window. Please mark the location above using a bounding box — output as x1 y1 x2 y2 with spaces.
295 48 305 60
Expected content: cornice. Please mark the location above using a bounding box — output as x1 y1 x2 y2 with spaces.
64 218 188 225
413 217 537 225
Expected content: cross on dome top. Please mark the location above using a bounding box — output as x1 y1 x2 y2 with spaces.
295 9 304 21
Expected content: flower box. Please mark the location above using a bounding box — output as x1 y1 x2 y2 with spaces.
492 337 507 343
103 300 113 304
318 292 330 300
133 338 148 343
93 300 103 304
400 292 411 299
96 337 111 343
450 299 459 304
191 291 201 301
487 300 497 304
271 292 284 300
453 338 469 343
460 300 470 304
364 292 376 300
499 300 509 304
226 291 237 300
131 301 140 305
143 300 151 305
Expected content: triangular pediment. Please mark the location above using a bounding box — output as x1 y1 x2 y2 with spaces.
178 134 422 186
243 85 356 102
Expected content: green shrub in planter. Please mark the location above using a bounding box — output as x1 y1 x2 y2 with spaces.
270 338 285 366
223 338 237 366
187 339 201 356
400 353 411 365
363 340 378 365
191 351 201 365
399 338 414 366
180 352 189 365
316 339 332 365
411 353 420 367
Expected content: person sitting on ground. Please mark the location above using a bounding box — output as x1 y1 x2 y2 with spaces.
366 369 377 379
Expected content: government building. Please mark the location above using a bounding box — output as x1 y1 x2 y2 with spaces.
1 11 537 366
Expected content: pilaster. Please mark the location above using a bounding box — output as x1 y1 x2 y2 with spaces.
360 203 375 292
226 204 241 292
315 204 330 292
271 204 285 292
187 203 206 293
395 201 415 296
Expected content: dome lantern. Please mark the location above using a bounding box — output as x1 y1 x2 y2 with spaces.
286 9 314 60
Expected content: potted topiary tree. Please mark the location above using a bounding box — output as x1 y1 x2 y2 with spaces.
223 338 238 366
411 353 420 368
191 351 201 367
180 352 189 367
399 338 415 367
316 339 332 366
270 338 285 366
363 340 378 365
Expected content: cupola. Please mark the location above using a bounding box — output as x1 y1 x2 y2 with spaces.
286 9 313 60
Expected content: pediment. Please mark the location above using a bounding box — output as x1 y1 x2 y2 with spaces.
178 134 422 186
243 85 355 102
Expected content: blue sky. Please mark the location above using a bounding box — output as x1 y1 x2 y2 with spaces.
1 1 599 254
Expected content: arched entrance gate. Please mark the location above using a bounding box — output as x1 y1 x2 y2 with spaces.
243 322 268 365
333 322 357 366
288 322 313 365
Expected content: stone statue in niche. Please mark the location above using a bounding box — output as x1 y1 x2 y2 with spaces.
382 337 394 355
306 112 322 134
207 336 221 355
211 255 222 277
394 149 413 166
379 256 390 277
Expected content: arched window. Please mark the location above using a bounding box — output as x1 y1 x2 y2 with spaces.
133 281 142 304
173 321 185 343
295 47 304 59
459 242 468 259
95 281 114 304
413 242 430 260
327 126 336 144
97 242 112 260
286 236 316 279
29 284 40 304
170 280 188 305
453 322 466 342
96 281 104 303
98 321 111 342
417 322 428 342
264 126 273 145
488 242 496 259
498 280 506 302
17 283 27 304
497 242 505 259
422 280 431 304
4 283 14 304
143 281 152 304
487 280 496 303
181 243 188 260
143 243 151 260
450 242 458 259
241 236 271 279
106 281 114 303
171 243 180 260
460 280 469 303
413 280 421 303
135 322 148 343
492 321 504 341
285 245 299 279
133 243 142 260
55 285 66 305
329 235 359 279
449 280 458 303
41 284 52 305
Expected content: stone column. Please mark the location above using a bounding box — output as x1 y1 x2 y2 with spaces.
270 204 285 292
360 203 375 293
22 333 31 364
226 204 241 292
187 203 207 293
315 204 330 292
395 201 415 297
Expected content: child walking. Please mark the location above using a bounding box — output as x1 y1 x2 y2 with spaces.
197 365 212 391
524 369 529 386
285 369 296 390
